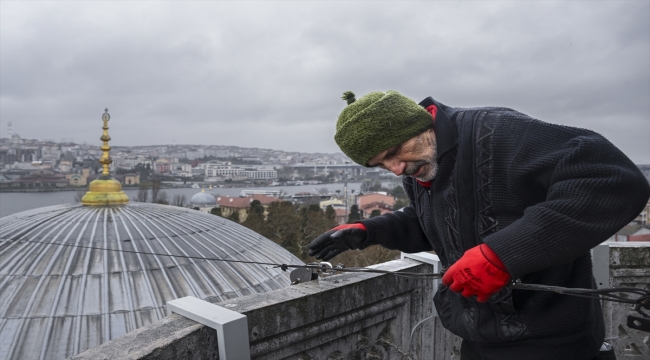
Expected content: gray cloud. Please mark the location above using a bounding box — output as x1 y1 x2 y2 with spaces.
1 1 648 163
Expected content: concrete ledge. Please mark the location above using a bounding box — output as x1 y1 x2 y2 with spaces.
71 259 436 360
600 243 650 359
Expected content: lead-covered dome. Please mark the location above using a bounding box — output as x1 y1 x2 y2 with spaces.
0 203 302 360
190 190 217 207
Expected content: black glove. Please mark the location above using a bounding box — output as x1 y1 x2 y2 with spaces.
308 223 367 261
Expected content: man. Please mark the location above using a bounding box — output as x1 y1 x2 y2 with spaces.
308 90 650 360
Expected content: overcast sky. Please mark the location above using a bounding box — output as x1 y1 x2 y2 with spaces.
1 1 649 163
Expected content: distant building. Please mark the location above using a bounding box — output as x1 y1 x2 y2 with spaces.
357 193 395 218
154 158 171 173
215 194 280 221
240 166 277 180
123 173 140 185
320 198 343 211
66 168 91 186
10 169 69 188
205 161 277 181
59 160 72 173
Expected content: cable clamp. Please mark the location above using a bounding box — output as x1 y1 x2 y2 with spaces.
627 314 650 332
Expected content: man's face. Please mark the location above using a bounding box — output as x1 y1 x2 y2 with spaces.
368 128 438 182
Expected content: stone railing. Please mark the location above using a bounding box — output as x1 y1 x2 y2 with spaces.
598 242 650 359
72 258 443 360
72 243 649 360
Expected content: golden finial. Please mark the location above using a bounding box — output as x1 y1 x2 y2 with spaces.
81 109 129 205
99 108 112 176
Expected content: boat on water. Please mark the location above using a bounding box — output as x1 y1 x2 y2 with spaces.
291 191 332 200
191 183 200 189
239 189 283 198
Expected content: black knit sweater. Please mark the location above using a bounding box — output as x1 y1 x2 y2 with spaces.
359 98 650 359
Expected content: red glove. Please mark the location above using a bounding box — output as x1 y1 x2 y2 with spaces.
442 244 511 302
332 223 366 231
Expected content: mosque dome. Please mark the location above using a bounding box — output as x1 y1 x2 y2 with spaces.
190 190 217 207
0 203 302 359
0 110 302 359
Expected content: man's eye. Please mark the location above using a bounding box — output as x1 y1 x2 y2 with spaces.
384 144 402 159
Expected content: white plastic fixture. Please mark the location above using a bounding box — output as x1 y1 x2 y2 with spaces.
167 296 251 360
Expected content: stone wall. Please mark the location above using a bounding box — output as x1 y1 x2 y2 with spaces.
601 242 650 359
72 259 437 360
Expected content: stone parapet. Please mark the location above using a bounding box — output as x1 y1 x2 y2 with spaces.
72 259 436 360
71 242 650 359
601 242 650 359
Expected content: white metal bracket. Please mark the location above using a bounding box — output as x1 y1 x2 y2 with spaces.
167 296 251 360
401 252 441 315
591 243 610 289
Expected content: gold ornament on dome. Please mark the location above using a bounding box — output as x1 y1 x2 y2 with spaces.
81 109 129 205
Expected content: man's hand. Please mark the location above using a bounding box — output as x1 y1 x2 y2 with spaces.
308 223 367 261
442 244 511 302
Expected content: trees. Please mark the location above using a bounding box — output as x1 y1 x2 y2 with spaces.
210 207 223 216
137 183 149 202
370 209 382 218
172 194 187 207
325 205 336 222
300 204 336 257
236 200 398 267
360 180 383 193
154 191 169 205
227 211 241 223
389 185 406 199
242 200 266 234
347 204 361 223
263 201 302 257
150 179 161 203
393 198 409 211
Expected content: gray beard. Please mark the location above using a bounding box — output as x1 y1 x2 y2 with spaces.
405 143 437 182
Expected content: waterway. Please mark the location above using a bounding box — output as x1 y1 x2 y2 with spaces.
0 182 390 218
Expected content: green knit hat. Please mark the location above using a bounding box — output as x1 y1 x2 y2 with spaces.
335 90 432 166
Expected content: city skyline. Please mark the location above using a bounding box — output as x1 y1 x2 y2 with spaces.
1 1 649 163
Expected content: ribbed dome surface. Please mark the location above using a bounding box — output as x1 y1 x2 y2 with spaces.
189 191 217 206
0 203 302 360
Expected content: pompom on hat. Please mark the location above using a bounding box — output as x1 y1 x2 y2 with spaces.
335 90 433 166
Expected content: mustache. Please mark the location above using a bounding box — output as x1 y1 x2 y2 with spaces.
404 161 429 176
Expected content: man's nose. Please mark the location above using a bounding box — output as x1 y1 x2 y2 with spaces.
384 159 406 176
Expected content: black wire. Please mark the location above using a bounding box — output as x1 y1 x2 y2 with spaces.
2 238 647 315
0 238 442 278
1 238 296 268
510 282 650 311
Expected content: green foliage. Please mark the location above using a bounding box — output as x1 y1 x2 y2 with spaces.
262 201 302 257
237 199 399 267
154 191 169 205
390 185 406 199
370 209 382 218
227 211 241 223
347 204 362 223
242 200 266 234
325 205 336 222
393 198 409 211
238 201 337 261
210 207 223 216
